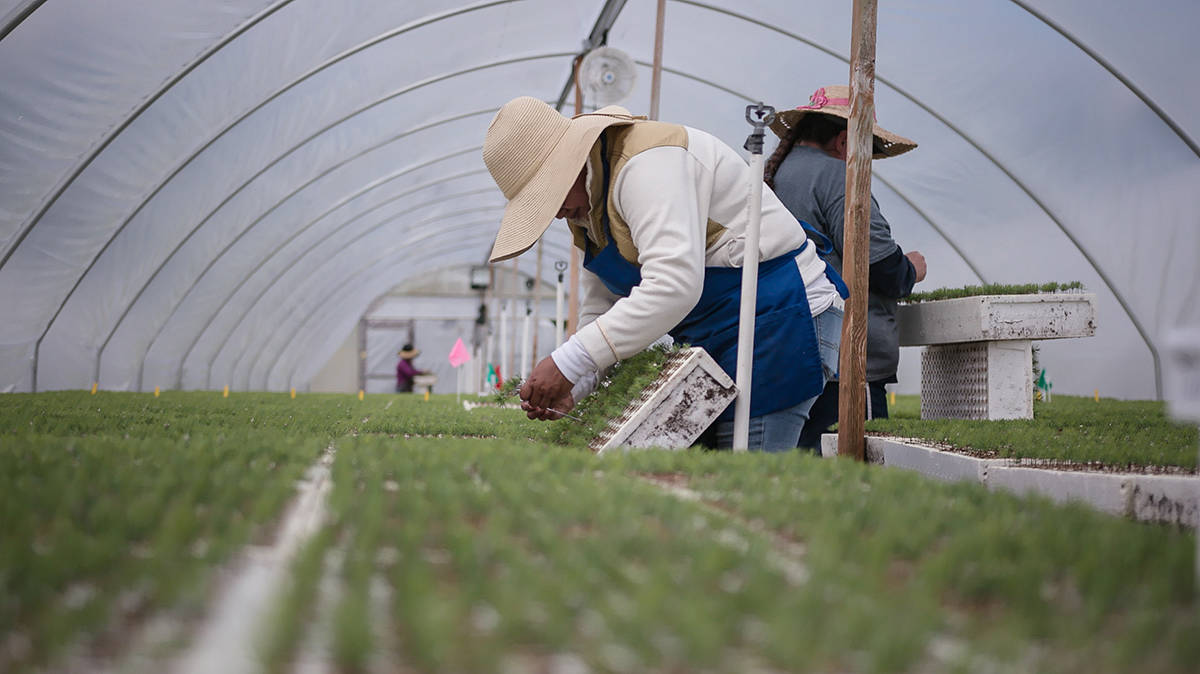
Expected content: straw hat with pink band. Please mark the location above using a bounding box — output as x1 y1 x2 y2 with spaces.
483 96 641 263
770 85 916 159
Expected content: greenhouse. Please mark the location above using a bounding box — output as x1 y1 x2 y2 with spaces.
1 1 1198 673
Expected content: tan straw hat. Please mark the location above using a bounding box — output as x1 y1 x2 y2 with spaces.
398 344 419 359
770 85 916 159
483 96 639 262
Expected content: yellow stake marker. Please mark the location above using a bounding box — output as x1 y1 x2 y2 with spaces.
223 385 229 398
889 391 896 406
358 389 364 401
91 382 98 395
290 387 296 399
424 390 430 402
1094 389 1100 402
154 386 160 398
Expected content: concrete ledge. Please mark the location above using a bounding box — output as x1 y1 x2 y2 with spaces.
822 435 1000 484
1128 474 1200 527
897 293 1096 346
820 434 1199 527
985 465 1130 517
872 437 996 483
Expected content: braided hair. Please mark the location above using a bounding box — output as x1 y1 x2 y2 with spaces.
763 113 848 189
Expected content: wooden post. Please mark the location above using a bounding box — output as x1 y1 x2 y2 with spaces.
649 0 666 120
568 250 580 337
837 0 878 461
568 56 585 337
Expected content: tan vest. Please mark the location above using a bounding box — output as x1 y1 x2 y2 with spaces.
567 122 727 266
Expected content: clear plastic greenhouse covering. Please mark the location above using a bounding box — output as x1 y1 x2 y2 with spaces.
0 0 1196 398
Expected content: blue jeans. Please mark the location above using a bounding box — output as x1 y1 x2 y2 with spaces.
715 306 843 452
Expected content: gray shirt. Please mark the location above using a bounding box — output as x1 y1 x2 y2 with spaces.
771 144 905 382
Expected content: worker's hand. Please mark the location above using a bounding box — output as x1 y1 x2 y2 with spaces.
906 250 927 283
521 392 576 421
520 356 574 421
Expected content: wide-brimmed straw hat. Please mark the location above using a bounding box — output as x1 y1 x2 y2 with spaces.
770 85 916 159
483 96 640 262
398 344 420 359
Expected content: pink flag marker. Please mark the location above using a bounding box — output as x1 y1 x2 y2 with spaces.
448 337 471 368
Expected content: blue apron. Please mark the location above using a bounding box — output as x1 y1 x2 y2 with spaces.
583 134 848 421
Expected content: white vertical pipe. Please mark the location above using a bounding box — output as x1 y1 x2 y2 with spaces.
509 294 519 378
533 240 544 364
484 334 493 392
467 345 477 394
555 272 565 347
520 303 532 379
732 152 765 451
499 300 509 383
508 260 519 380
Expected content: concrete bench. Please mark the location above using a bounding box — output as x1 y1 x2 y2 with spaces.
896 293 1096 420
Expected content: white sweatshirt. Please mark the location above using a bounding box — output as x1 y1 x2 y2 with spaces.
552 126 840 397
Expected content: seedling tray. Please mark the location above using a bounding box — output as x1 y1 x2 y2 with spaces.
589 346 736 453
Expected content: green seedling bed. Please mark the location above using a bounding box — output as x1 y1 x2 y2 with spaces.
903 281 1084 304
869 395 1198 471
1 390 1196 673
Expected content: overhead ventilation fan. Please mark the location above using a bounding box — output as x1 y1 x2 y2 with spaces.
578 46 636 107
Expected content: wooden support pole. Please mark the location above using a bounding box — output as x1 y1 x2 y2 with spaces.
568 248 580 337
837 0 878 461
649 0 666 120
568 56 585 337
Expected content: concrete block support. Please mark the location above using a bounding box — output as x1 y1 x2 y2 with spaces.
920 340 1033 420
897 293 1096 420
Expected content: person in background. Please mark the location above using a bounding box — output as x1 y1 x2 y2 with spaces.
481 96 847 451
395 344 425 393
764 85 928 448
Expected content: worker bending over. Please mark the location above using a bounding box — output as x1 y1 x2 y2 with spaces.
482 97 846 451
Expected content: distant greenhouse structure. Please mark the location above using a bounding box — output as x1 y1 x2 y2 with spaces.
1 0 1196 399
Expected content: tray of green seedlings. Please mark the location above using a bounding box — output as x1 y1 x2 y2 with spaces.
866 394 1198 471
901 281 1084 303
550 343 677 449
461 345 724 452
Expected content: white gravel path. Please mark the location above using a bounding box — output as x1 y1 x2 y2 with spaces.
169 446 336 674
